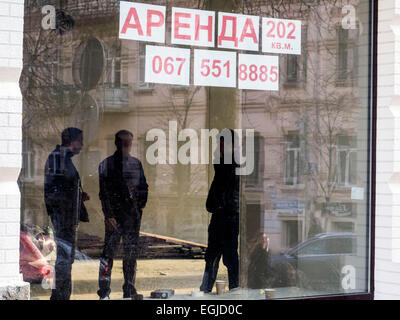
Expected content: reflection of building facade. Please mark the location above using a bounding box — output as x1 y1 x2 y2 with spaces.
20 0 370 289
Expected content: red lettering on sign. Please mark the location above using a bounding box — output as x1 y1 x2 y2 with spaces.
239 64 278 83
240 18 258 44
284 43 292 50
218 15 238 47
152 56 187 76
287 22 296 39
174 12 191 40
195 14 213 42
121 7 144 35
147 9 165 37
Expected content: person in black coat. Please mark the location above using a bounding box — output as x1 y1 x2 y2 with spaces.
44 127 90 300
97 130 148 300
200 129 240 293
247 233 273 289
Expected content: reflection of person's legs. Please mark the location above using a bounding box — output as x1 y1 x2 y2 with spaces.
121 217 141 298
50 217 76 300
97 226 122 299
222 215 239 290
200 214 222 293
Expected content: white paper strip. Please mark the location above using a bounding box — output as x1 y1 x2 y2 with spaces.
145 45 191 86
238 54 279 91
194 49 237 88
262 18 302 55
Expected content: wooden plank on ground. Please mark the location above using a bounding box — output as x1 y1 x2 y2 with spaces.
140 232 207 248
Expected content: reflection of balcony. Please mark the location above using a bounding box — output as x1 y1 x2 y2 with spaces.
69 0 119 20
97 86 129 112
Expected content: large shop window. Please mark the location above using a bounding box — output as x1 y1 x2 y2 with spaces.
20 0 374 300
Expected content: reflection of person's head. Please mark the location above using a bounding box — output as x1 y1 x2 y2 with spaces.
115 130 133 156
61 128 83 155
215 128 238 166
257 233 270 251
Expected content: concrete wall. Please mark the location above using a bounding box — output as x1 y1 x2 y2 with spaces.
0 0 29 299
375 0 400 300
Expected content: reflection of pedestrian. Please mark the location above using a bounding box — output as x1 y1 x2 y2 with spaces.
44 128 90 300
97 130 148 300
200 129 240 293
247 233 272 289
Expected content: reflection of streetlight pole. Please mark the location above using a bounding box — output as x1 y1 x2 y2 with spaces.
311 0 323 235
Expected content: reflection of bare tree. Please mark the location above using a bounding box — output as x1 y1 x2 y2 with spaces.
153 85 205 237
241 0 361 238
20 8 82 147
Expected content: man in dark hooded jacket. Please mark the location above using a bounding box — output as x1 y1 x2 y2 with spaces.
44 127 90 300
200 129 240 293
97 130 148 300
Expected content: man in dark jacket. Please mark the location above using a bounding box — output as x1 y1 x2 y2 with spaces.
200 129 240 293
44 127 90 300
97 130 148 300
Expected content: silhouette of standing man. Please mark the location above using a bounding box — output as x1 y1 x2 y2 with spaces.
97 130 148 300
200 129 240 293
44 128 90 300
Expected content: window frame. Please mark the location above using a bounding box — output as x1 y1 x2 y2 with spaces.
299 0 377 301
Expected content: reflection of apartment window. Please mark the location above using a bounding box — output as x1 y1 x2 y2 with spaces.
302 25 308 82
285 134 301 185
287 56 298 82
337 28 357 82
338 28 349 80
284 220 302 249
107 44 121 88
285 26 307 85
336 135 357 187
139 44 154 90
22 140 34 180
246 134 264 186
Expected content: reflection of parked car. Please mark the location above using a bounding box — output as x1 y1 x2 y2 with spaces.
20 224 91 284
270 233 357 290
20 231 54 283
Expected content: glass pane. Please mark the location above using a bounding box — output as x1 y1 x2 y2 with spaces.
20 0 372 300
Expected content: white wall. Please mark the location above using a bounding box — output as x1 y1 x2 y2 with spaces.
375 0 400 300
0 0 24 285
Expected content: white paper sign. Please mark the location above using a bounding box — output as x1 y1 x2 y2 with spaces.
238 54 279 91
262 18 301 55
171 7 215 47
120 1 166 43
145 45 190 86
194 49 237 88
218 12 260 51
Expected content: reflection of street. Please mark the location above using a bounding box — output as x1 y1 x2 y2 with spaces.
30 259 228 300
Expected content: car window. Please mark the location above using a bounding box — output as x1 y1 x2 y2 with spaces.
296 239 326 256
326 237 356 254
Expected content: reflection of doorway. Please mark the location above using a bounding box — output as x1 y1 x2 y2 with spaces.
245 204 263 244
